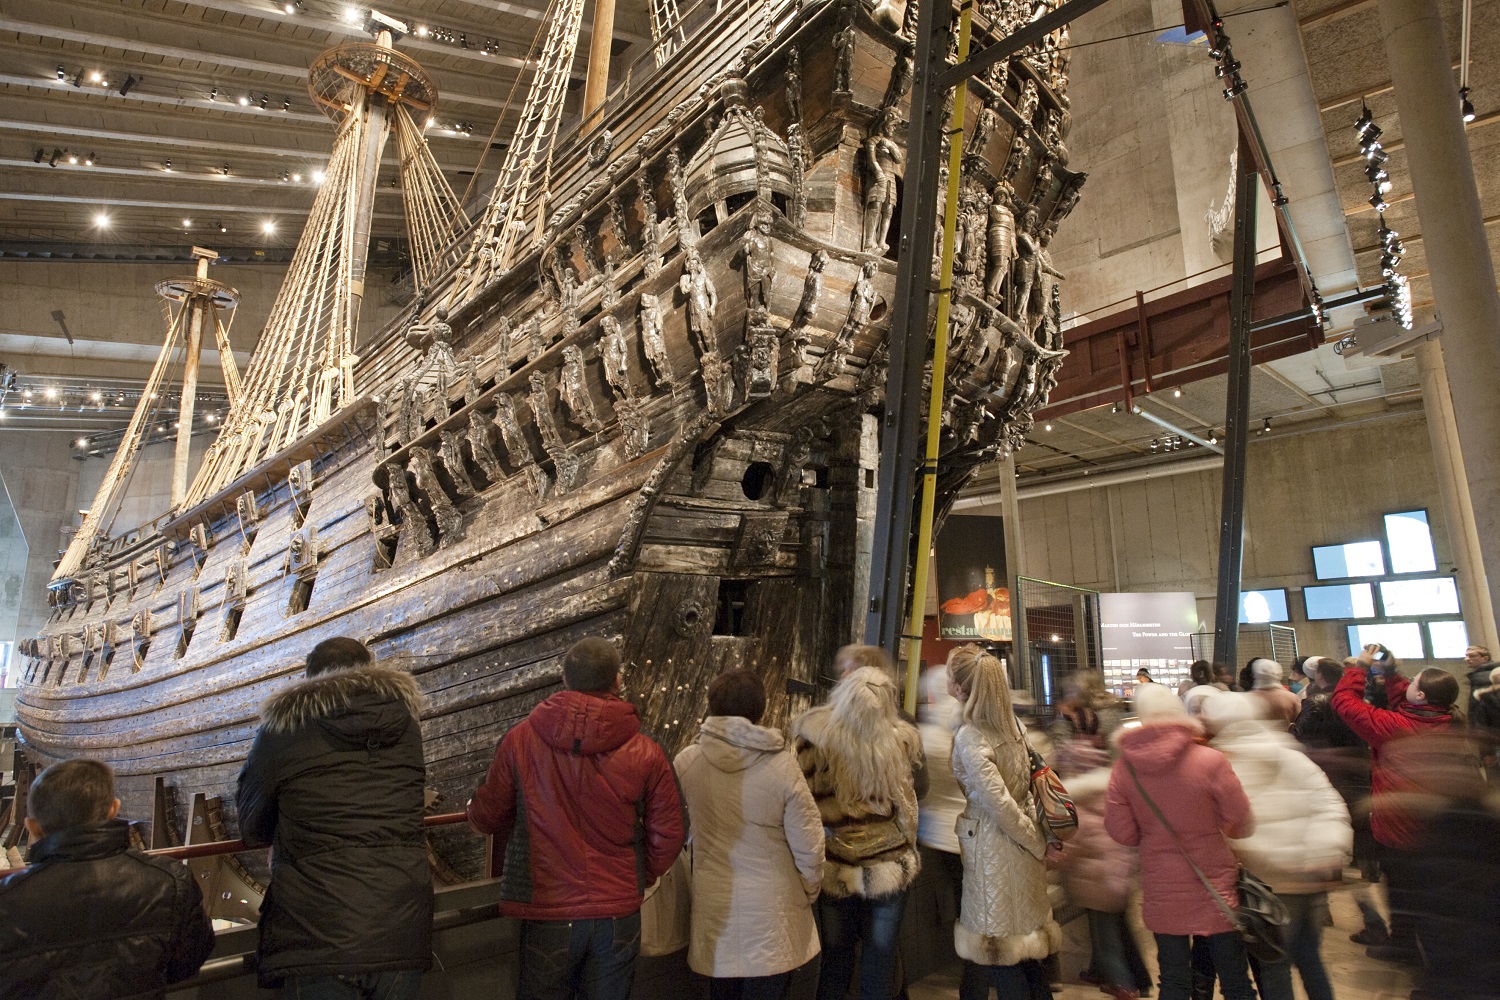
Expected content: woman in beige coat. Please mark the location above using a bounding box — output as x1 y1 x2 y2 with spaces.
675 669 825 1000
948 645 1061 1000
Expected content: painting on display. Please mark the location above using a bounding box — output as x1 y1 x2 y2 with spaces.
935 514 1010 642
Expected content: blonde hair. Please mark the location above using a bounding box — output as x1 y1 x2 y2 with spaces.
835 644 897 680
821 666 913 813
946 644 1020 740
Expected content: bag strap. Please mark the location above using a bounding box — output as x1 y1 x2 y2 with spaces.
1123 760 1240 926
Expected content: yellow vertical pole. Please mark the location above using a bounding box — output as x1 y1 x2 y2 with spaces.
903 0 974 715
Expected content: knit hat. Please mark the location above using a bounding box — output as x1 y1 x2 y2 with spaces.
1199 691 1267 735
1250 657 1284 690
1299 655 1325 678
1132 682 1190 723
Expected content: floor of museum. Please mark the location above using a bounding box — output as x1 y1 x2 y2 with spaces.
912 890 1412 1000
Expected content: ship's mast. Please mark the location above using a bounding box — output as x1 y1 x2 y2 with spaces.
581 0 617 128
170 247 222 506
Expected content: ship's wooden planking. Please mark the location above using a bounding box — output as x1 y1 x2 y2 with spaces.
18 0 1080 879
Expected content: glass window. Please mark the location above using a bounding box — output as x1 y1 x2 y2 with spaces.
1429 621 1471 659
1304 583 1377 620
1384 510 1437 574
1379 577 1460 617
1347 622 1424 660
1312 541 1386 579
1239 589 1289 624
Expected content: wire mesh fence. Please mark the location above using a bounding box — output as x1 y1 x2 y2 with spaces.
1014 577 1103 706
1189 624 1299 669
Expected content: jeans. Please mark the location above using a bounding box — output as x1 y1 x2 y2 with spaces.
816 891 907 1000
1380 843 1419 948
708 973 792 1000
284 971 423 1000
1085 910 1152 991
1155 931 1255 1000
518 912 641 1000
958 958 1050 1000
1253 892 1334 1000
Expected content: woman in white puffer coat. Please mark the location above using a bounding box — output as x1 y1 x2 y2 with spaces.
1200 693 1352 1000
948 645 1061 1000
676 669 825 1000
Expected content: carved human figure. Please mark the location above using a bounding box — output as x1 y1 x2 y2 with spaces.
1031 226 1063 342
955 187 990 284
639 292 676 388
600 315 633 401
641 182 663 277
467 409 506 483
439 429 478 498
834 21 857 93
986 181 1018 300
790 249 828 360
863 115 904 256
559 266 581 338
1016 80 1040 129
1010 208 1042 327
743 215 774 322
680 248 719 358
786 122 809 227
817 260 880 378
786 48 803 123
559 345 604 433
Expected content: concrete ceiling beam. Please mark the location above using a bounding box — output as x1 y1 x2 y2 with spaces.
0 191 406 223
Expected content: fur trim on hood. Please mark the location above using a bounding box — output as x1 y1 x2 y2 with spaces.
261 664 426 733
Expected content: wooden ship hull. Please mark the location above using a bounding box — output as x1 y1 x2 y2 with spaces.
15 0 1081 878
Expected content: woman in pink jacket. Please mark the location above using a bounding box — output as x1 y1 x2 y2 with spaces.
1104 685 1257 1000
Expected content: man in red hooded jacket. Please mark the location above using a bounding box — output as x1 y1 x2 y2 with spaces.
468 637 685 1000
1330 644 1456 965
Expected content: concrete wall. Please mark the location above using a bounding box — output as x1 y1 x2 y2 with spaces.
0 432 83 657
991 410 1466 670
1053 0 1281 321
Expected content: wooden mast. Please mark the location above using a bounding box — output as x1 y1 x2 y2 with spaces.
170 247 218 506
581 0 617 127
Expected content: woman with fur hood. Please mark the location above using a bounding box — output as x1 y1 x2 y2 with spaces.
1105 684 1256 1000
790 663 924 1000
1201 693 1351 1000
947 645 1060 1000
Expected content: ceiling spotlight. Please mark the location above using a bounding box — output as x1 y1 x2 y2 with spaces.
262 220 276 234
89 70 103 84
48 147 62 167
1173 388 1182 398
1369 192 1388 213
93 212 110 227
218 221 227 233
258 95 268 109
1262 417 1272 433
209 86 217 101
1223 79 1248 100
312 169 326 183
343 6 362 23
182 218 192 228
415 24 429 36
1460 86 1476 123
1150 438 1160 453
164 159 172 172
57 65 67 80
1355 104 1375 135
84 152 95 165
238 94 250 106
67 153 78 164
1043 423 1052 432
43 386 57 400
72 69 84 88
283 0 298 11
1365 145 1389 165
1365 164 1388 185
75 438 89 448
90 391 102 403
292 172 302 182
281 171 290 182
425 116 436 128
1208 432 1219 444
118 75 137 96
282 97 292 111
221 164 231 175
1111 402 1120 414
33 148 44 163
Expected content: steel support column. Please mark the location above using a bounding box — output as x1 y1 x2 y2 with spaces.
864 0 1114 653
1212 138 1259 668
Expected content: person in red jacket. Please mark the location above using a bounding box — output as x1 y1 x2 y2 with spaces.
1329 643 1457 966
467 637 686 1000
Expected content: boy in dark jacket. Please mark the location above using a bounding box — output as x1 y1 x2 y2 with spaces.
236 636 432 997
468 636 685 1000
0 758 214 999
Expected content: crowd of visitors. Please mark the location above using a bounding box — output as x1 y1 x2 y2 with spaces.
1 634 1497 1000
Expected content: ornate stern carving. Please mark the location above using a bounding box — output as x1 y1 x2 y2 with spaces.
524 316 548 364
863 113 904 256
529 372 582 493
410 446 464 548
638 292 677 390
732 511 789 570
385 462 436 557
785 48 803 123
559 345 605 434
365 492 401 569
833 16 856 94
681 247 727 413
599 315 651 458
439 428 479 498
466 409 507 484
492 315 514 380
786 123 809 228
789 250 828 372
495 392 552 500
816 260 880 380
640 182 664 278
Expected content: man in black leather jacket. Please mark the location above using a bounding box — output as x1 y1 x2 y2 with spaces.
0 758 215 999
236 636 432 997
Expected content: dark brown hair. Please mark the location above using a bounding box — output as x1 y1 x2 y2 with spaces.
563 636 620 692
1189 660 1213 686
1415 668 1459 709
306 636 374 677
30 759 115 835
1315 658 1344 688
707 669 766 724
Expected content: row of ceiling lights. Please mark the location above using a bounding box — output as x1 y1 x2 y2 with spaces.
1355 106 1414 329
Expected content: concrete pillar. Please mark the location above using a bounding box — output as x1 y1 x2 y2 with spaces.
997 453 1027 689
1416 340 1498 647
1378 0 1500 628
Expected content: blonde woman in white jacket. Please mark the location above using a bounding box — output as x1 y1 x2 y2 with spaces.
947 645 1061 1000
1201 693 1352 1000
676 669 825 1000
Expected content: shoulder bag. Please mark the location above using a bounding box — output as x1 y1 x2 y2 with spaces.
1012 718 1078 842
1124 761 1288 962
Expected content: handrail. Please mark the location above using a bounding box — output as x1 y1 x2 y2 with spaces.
0 811 471 877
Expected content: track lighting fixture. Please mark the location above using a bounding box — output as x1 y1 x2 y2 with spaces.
56 65 66 80
33 148 44 163
118 75 137 96
72 69 84 87
221 164 230 175
209 86 217 101
283 97 292 111
67 152 78 164
49 148 62 167
1460 86 1476 123
1369 192 1387 213
238 94 250 106
84 152 95 166
218 221 228 233
281 171 290 182
164 159 172 172
1261 417 1271 434
258 94 269 109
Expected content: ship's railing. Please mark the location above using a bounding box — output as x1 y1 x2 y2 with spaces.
0 810 471 877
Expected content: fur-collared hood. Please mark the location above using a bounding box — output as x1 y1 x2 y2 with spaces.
261 664 426 734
